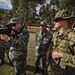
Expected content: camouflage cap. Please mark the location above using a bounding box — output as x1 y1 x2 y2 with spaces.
54 10 73 20
0 14 3 20
10 18 20 23
40 21 47 26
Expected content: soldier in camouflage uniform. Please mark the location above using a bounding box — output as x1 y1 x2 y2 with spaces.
0 14 5 65
48 10 75 75
0 14 12 66
9 18 29 75
34 21 52 75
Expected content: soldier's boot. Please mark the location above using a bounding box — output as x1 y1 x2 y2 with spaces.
33 66 39 74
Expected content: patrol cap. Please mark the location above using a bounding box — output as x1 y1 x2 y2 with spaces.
0 14 3 20
53 10 74 20
40 21 47 27
10 18 20 23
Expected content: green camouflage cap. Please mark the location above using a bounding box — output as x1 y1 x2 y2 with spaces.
40 21 47 26
0 14 3 20
10 18 20 23
54 10 73 20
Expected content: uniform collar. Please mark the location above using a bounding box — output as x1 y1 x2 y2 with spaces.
57 29 71 39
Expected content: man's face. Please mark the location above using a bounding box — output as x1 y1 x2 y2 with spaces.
54 19 65 30
40 25 47 32
12 23 21 31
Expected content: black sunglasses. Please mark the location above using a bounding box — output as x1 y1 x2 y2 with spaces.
54 19 65 22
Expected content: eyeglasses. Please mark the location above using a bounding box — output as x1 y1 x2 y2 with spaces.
54 19 65 22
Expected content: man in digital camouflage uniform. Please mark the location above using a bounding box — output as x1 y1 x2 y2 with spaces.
9 18 29 75
0 14 5 65
0 14 12 66
34 21 52 75
48 10 75 75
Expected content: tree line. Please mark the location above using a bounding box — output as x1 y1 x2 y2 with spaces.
0 0 75 28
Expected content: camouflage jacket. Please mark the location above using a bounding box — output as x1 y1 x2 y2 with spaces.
0 25 9 48
9 27 29 54
52 29 75 68
35 30 52 55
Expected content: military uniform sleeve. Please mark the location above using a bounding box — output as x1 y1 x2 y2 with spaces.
62 53 75 67
14 29 29 48
36 32 39 41
19 31 29 44
24 30 29 45
69 34 75 52
48 33 53 44
35 32 39 45
62 32 75 67
47 34 53 61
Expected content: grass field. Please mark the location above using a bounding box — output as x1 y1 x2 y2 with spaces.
0 26 41 75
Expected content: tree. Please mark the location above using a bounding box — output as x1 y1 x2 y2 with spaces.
11 0 19 17
11 0 45 28
50 0 60 10
39 4 52 22
39 0 60 24
60 0 75 16
3 10 13 23
59 0 75 27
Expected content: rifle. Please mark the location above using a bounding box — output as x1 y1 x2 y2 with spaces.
0 23 16 36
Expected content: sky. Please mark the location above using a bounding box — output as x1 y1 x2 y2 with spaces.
46 0 50 4
0 0 12 10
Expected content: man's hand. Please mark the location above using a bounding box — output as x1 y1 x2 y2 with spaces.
52 51 63 59
1 34 10 41
46 51 50 61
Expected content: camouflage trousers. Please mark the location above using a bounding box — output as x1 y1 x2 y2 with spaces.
0 47 5 61
48 59 75 75
9 51 26 75
35 54 48 75
0 46 11 63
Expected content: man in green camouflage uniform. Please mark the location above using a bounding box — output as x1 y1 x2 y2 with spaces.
34 21 52 75
48 10 75 75
9 18 29 75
